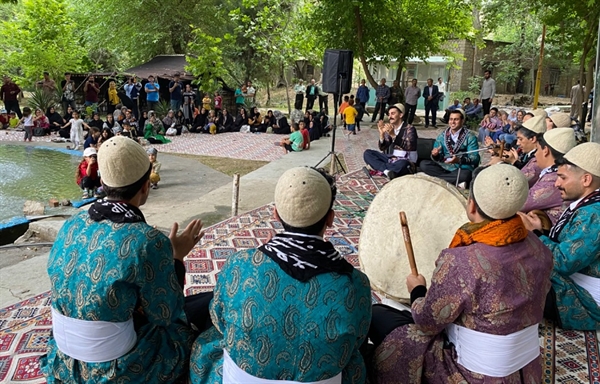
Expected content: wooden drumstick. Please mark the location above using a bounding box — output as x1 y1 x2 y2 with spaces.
399 212 419 276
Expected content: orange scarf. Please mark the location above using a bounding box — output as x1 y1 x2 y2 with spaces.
449 215 528 248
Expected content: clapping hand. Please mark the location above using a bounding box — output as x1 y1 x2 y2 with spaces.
169 219 205 262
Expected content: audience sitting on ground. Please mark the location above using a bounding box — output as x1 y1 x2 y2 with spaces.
299 121 310 150
33 108 50 136
466 98 483 121
261 110 276 132
279 123 304 153
89 112 104 130
478 107 502 142
233 108 248 132
272 110 291 134
290 108 303 125
248 107 263 132
203 110 217 134
441 99 462 123
191 107 208 133
46 107 64 132
8 111 19 129
218 109 234 133
98 127 113 146
145 111 171 144
508 109 518 124
76 147 101 198
137 111 148 137
307 111 321 141
0 109 8 129
84 127 101 149
319 111 331 137
63 105 74 122
103 113 120 134
163 110 180 136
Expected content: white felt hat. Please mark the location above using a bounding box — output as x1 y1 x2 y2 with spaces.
274 167 332 228
390 103 405 114
549 112 572 128
564 142 600 177
454 108 466 120
543 128 576 155
531 109 548 118
473 164 529 220
98 136 150 188
521 115 546 134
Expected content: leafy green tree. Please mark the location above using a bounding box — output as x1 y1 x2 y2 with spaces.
310 0 473 87
0 0 86 85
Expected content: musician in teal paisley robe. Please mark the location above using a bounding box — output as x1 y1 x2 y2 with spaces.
40 136 202 383
189 167 372 384
520 145 600 331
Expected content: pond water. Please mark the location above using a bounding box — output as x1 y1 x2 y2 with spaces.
0 145 82 222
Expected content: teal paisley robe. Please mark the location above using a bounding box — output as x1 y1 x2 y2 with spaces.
40 211 195 383
541 201 600 330
189 248 372 384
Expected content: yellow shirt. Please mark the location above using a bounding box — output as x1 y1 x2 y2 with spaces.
202 97 212 110
344 106 358 125
108 89 120 105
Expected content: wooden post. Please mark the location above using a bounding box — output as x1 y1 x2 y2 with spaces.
231 173 240 217
532 24 546 110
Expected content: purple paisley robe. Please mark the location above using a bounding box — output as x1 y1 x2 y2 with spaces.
373 233 553 384
521 169 571 225
521 156 541 188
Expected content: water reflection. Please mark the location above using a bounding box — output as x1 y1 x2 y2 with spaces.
0 145 82 222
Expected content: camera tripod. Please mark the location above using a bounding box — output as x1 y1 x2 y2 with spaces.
315 74 347 175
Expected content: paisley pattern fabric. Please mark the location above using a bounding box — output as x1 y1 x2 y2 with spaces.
520 156 541 188
541 202 600 330
189 248 371 384
373 233 553 383
521 169 570 225
40 211 195 383
432 128 480 172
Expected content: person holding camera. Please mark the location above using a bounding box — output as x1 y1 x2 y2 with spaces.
84 75 100 110
61 73 76 113
37 72 57 94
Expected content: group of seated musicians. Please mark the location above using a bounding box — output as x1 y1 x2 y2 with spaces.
41 119 599 383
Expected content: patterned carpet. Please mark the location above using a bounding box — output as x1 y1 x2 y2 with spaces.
0 170 597 383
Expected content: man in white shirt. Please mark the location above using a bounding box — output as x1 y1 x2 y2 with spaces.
479 70 496 116
294 80 305 110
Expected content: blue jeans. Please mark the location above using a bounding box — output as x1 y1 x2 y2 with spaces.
170 99 182 111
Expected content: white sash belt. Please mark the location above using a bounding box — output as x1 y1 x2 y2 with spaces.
571 272 600 306
222 349 342 384
51 307 137 363
446 323 539 377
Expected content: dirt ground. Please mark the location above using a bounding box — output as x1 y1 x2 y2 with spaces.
172 153 268 177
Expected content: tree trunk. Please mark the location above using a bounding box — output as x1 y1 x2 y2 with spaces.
266 81 271 106
529 67 535 96
354 6 378 88
283 63 291 115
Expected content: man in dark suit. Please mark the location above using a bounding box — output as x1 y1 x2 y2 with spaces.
305 79 319 110
422 78 439 128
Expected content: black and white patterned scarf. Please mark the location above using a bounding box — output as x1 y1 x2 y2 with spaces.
549 189 600 241
88 199 146 223
259 232 353 282
444 127 469 155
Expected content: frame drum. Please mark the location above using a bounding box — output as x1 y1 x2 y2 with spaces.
359 174 468 301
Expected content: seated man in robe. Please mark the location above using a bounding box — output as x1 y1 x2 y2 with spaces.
369 164 553 383
521 128 576 224
190 167 372 384
41 136 213 383
363 104 418 180
420 109 480 185
520 142 600 331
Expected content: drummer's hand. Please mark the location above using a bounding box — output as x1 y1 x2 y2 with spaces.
406 274 427 292
483 136 494 147
431 147 441 157
169 219 204 262
487 156 504 165
517 212 542 232
445 156 460 164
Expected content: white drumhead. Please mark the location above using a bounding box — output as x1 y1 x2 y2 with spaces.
358 174 468 300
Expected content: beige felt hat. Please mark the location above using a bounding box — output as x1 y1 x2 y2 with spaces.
549 112 572 128
521 115 546 134
473 164 529 220
389 103 405 114
543 128 576 155
531 109 548 118
564 142 600 177
454 108 466 120
274 167 332 228
98 136 150 188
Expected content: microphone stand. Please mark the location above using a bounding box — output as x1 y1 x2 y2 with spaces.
315 73 347 175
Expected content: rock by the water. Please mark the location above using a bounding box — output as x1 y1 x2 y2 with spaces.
23 200 45 216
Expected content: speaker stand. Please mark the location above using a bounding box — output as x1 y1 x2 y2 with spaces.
315 74 347 176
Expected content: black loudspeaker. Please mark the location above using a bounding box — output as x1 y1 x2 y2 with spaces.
417 138 435 164
322 49 353 94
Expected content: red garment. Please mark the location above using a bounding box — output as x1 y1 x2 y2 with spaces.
214 96 222 109
1 82 21 102
0 114 8 127
76 160 99 185
85 81 99 103
301 128 310 150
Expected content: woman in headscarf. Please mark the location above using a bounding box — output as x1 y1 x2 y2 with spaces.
233 108 248 132
248 106 263 132
191 107 208 133
102 113 121 134
272 110 290 135
46 106 64 132
261 110 276 132
107 81 120 114
145 111 171 144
